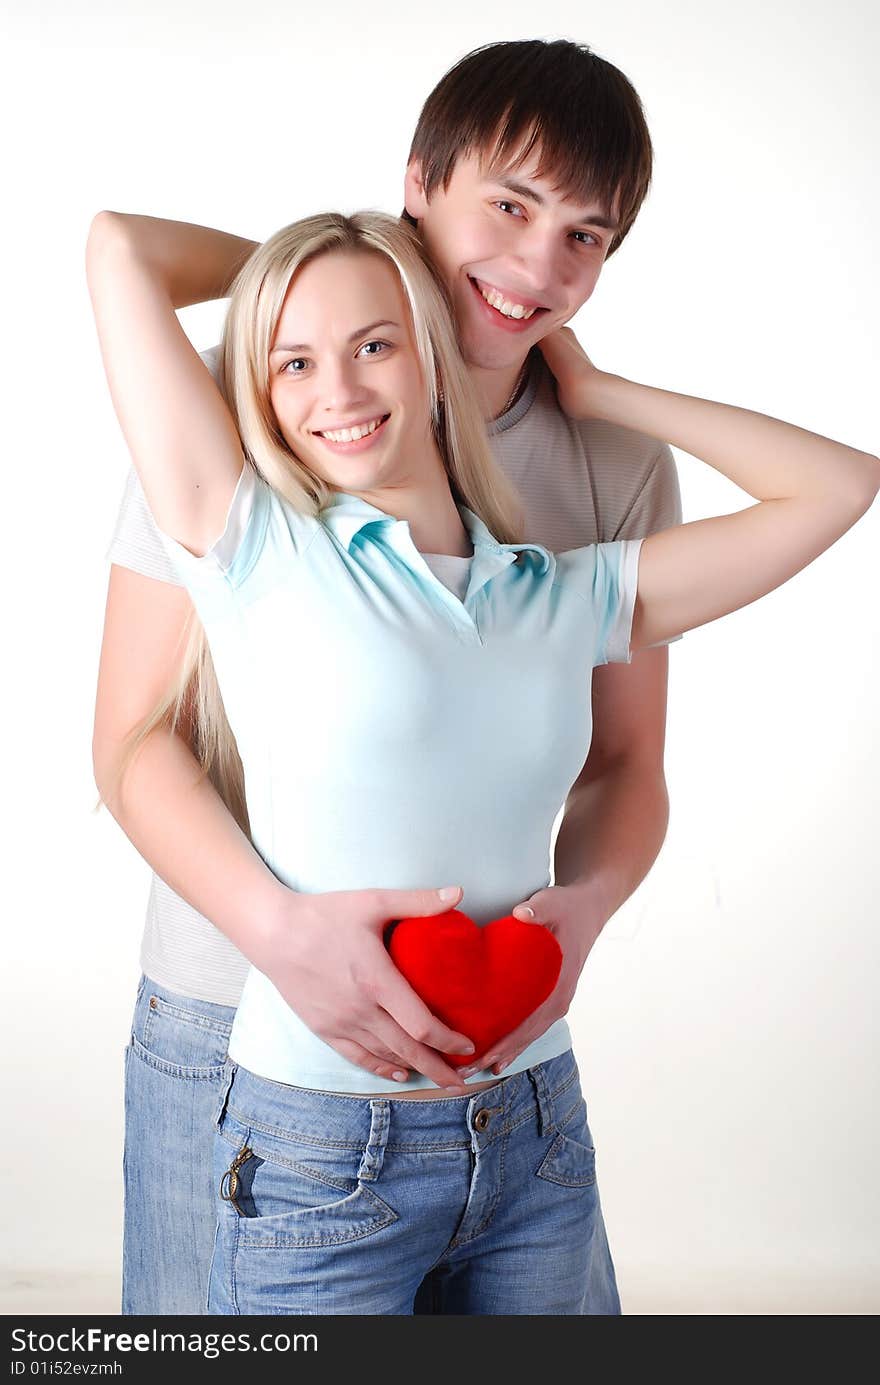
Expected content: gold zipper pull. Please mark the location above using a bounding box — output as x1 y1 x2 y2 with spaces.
220 1144 254 1214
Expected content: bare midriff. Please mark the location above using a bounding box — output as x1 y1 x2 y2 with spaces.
358 1076 507 1100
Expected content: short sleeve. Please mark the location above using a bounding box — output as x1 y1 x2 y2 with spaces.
613 444 681 651
156 465 272 604
557 538 644 667
105 346 224 585
106 467 182 584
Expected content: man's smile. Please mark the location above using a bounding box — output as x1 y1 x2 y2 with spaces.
467 275 551 331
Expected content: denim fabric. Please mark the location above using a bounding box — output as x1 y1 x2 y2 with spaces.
122 975 235 1315
207 1048 620 1315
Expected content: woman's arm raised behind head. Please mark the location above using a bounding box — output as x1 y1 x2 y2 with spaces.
85 212 254 555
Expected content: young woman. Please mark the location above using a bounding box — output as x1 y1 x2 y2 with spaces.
87 209 877 1315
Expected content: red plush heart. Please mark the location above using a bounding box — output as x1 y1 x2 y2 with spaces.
387 908 563 1066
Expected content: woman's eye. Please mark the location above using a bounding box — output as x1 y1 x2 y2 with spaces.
357 340 389 358
281 357 308 375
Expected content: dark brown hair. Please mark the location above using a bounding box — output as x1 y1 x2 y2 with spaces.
407 39 653 256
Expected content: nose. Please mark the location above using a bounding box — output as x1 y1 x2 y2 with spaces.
510 227 569 300
320 356 370 413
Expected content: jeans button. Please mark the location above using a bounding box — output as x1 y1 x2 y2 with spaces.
474 1108 491 1132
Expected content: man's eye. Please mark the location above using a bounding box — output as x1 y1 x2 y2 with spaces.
572 230 599 246
495 200 524 217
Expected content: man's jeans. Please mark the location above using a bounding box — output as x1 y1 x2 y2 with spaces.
208 1049 621 1315
122 976 236 1315
123 976 620 1315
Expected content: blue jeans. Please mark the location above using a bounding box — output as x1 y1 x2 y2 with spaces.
122 976 235 1315
208 1049 621 1315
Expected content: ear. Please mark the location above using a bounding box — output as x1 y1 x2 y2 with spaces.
404 160 430 222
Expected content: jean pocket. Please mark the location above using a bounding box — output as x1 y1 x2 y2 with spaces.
535 1097 597 1188
137 991 232 1074
217 1124 399 1249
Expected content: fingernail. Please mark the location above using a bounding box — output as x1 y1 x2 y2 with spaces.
494 1060 508 1074
445 1085 465 1095
459 1042 475 1054
438 887 459 902
515 906 536 920
459 1066 477 1078
392 1071 408 1082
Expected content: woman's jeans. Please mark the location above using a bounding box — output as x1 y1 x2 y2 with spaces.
123 975 620 1315
208 1050 621 1315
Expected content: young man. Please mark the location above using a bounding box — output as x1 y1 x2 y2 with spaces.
94 39 680 1314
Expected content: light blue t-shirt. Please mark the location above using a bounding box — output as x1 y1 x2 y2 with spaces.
161 466 643 1093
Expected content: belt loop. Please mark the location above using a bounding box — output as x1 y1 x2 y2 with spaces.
213 1060 236 1131
526 1063 555 1138
357 1100 391 1182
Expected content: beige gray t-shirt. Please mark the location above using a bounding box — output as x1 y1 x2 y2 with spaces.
107 349 682 1006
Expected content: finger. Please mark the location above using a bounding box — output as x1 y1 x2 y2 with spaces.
512 887 557 923
444 1025 526 1079
372 934 476 1054
345 1020 461 1091
374 1008 473 1091
537 328 573 364
458 1048 517 1080
378 957 476 1060
347 1024 410 1063
554 325 580 350
465 1041 527 1079
374 884 462 919
539 328 589 380
330 1036 412 1085
459 1009 548 1078
371 1002 473 1085
368 1011 470 1093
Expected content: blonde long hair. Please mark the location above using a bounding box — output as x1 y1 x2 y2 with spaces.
116 212 524 829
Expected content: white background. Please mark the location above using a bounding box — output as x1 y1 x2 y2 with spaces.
2 0 878 1315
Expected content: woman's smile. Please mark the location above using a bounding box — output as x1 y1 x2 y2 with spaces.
311 413 391 452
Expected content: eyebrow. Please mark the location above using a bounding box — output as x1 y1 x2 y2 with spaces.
270 320 401 355
487 175 620 231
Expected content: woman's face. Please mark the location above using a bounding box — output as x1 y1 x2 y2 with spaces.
268 250 437 498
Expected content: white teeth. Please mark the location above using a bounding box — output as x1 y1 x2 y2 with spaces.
318 418 383 443
478 283 537 320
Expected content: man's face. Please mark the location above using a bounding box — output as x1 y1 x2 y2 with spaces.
405 148 619 372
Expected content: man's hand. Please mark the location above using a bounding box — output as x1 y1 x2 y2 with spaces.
256 885 474 1092
455 884 605 1078
538 327 605 420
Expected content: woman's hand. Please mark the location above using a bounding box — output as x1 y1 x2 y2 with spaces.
455 885 597 1078
255 885 474 1091
538 327 604 420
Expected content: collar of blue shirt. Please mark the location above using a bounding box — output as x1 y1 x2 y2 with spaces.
319 491 552 581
